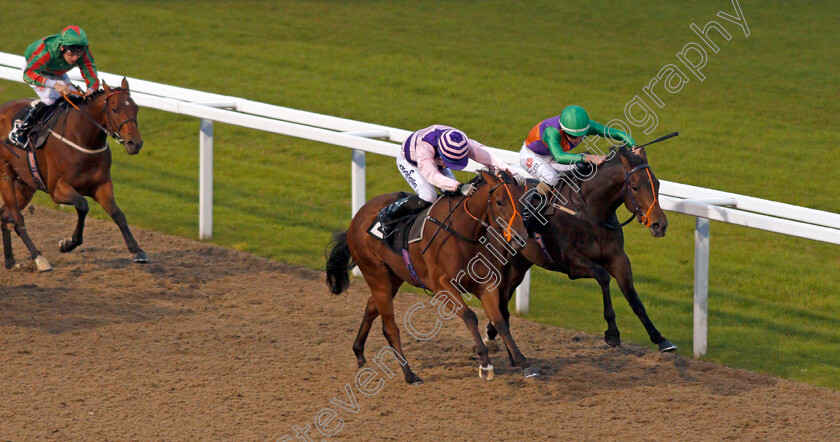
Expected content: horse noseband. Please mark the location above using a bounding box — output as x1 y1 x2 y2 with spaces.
622 163 657 227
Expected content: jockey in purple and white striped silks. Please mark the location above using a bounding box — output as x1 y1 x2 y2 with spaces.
398 125 511 203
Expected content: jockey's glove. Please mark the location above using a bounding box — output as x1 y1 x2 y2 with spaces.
458 183 477 197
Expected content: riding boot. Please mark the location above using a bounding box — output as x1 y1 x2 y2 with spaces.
377 194 431 236
8 101 46 148
522 181 554 227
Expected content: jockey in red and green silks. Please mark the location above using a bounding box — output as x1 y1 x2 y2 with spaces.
520 105 636 188
9 25 100 147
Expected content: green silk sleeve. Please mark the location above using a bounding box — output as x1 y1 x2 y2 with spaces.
543 126 584 164
589 121 636 146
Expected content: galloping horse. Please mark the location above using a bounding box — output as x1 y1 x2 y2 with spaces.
486 146 678 354
0 78 146 271
326 169 535 384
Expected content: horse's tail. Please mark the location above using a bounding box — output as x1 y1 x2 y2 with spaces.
326 230 356 295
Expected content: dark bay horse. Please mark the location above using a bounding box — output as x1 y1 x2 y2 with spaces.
326 169 536 384
486 146 677 354
0 78 146 271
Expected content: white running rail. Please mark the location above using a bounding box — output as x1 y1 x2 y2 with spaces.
3 52 838 357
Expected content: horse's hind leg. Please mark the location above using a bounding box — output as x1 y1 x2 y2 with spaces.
609 253 677 352
1 207 15 269
352 295 380 367
361 267 422 385
565 252 621 348
0 169 49 272
92 181 148 263
49 180 88 253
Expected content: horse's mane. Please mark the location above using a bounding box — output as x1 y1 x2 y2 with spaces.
605 145 646 168
67 88 126 106
468 167 508 186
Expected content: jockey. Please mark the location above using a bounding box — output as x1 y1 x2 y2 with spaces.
9 25 100 148
520 105 636 206
378 125 515 236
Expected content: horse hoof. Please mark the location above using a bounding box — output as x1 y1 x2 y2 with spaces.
478 364 495 381
605 331 621 348
406 374 424 385
5 260 15 270
133 252 149 263
523 367 540 378
659 340 678 352
35 255 52 273
58 238 78 253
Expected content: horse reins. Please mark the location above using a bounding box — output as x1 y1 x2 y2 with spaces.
621 163 658 227
421 176 522 254
60 89 137 148
463 179 522 242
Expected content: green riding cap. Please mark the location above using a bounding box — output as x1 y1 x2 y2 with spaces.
559 105 590 137
59 26 88 47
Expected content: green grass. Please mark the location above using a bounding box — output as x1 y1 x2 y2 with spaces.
1 1 838 388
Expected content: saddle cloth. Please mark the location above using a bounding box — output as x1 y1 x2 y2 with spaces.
367 193 446 255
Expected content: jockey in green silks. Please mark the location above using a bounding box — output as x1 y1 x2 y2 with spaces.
9 25 100 148
519 105 637 212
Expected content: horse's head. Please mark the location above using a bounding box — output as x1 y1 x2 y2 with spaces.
474 168 529 247
618 146 668 237
101 78 143 155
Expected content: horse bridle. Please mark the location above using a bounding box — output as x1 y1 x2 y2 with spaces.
620 163 658 227
463 176 522 242
61 89 138 145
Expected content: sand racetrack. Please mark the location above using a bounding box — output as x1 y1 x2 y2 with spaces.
0 206 838 440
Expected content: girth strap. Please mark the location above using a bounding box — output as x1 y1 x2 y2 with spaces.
426 216 481 245
26 150 47 191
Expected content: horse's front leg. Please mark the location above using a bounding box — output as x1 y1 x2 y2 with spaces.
436 276 497 380
479 286 538 378
483 283 513 345
92 180 148 263
50 179 89 253
608 252 677 352
0 169 49 271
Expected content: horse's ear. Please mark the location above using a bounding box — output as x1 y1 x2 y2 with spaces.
121 77 129 91
102 80 111 93
619 151 631 167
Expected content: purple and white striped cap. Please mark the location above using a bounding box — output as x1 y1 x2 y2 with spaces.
437 129 469 170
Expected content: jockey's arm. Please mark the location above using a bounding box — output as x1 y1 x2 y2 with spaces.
468 140 511 171
542 126 585 164
589 121 636 147
415 144 461 192
78 48 100 91
23 52 52 87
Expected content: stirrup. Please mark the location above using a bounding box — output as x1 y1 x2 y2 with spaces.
8 128 28 148
377 209 394 236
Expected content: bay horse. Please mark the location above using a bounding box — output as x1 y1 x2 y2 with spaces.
326 169 535 384
0 78 146 271
486 146 678 355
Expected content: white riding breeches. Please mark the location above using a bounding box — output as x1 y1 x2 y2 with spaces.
22 67 75 106
519 144 574 187
396 153 456 203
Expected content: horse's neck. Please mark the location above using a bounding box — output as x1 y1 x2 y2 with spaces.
64 99 107 144
458 191 490 237
579 163 625 220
